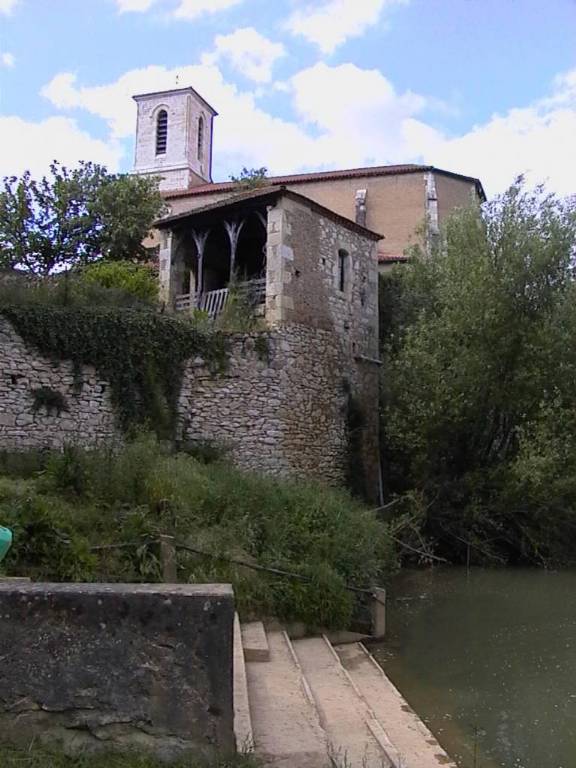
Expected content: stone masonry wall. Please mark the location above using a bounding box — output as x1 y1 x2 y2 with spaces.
0 317 121 450
264 196 381 498
0 318 353 489
179 325 350 484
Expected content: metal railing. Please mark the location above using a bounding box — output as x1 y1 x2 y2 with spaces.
89 534 386 638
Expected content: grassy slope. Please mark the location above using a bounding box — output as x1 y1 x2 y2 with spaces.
0 436 397 629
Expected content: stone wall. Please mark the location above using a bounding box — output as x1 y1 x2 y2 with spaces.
0 317 120 450
264 195 381 497
0 582 235 760
0 317 376 494
134 88 214 192
180 326 351 485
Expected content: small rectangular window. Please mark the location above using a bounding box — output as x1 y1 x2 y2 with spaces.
338 249 349 293
156 110 168 155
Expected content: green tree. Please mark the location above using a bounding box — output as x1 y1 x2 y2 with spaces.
229 166 268 189
79 260 158 303
381 180 576 565
0 161 166 276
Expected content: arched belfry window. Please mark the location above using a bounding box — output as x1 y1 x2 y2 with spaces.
197 115 205 161
338 249 349 293
156 109 168 155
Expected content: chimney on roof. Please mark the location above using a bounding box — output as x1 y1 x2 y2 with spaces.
355 189 367 227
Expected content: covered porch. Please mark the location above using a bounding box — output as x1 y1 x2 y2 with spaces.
156 189 272 319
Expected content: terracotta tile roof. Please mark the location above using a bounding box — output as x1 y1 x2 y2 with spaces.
163 163 486 201
156 185 383 241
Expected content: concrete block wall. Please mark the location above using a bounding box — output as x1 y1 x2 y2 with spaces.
0 583 235 760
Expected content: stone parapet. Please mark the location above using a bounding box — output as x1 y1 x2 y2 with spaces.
0 582 235 760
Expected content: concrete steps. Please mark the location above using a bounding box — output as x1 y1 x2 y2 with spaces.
233 614 254 753
292 636 393 768
244 629 328 768
235 620 455 768
336 643 458 768
241 620 270 662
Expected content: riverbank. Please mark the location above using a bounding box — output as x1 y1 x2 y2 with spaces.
373 567 576 768
0 435 397 630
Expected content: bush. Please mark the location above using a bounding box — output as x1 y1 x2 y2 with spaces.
1 435 397 628
79 261 158 304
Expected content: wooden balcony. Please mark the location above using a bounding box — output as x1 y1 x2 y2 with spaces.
175 278 266 318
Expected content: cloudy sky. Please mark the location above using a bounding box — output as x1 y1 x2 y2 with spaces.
0 0 575 198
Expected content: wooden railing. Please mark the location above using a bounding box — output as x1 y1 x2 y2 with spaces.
175 278 267 318
200 287 229 317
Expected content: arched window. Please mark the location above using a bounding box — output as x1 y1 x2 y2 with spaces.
156 109 168 155
338 249 349 293
197 115 204 161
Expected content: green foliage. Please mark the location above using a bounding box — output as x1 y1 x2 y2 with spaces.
0 744 261 768
342 381 367 500
253 335 271 363
0 305 228 437
180 438 227 464
0 272 155 310
31 387 68 416
79 261 158 303
380 180 576 565
0 161 166 275
0 435 397 628
215 286 263 333
229 167 268 189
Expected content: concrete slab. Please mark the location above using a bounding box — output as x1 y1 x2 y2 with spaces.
234 614 254 753
293 636 392 768
337 643 458 768
241 620 270 661
246 630 328 768
0 582 235 761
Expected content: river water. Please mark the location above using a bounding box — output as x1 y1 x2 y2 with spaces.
372 568 576 768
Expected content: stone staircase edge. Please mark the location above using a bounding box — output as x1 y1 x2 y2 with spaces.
233 613 255 754
324 636 404 768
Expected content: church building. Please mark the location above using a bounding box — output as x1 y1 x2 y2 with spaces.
131 85 484 500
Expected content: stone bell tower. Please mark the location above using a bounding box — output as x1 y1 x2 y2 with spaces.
133 86 217 193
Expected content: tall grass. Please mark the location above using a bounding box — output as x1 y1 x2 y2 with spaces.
0 435 397 628
0 745 260 768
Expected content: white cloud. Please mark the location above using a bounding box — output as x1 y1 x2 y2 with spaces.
286 0 408 53
288 62 428 166
203 28 285 83
173 0 244 20
115 0 157 11
0 116 123 180
419 68 576 197
1 52 15 68
113 0 243 18
40 58 576 198
41 64 317 176
0 0 18 14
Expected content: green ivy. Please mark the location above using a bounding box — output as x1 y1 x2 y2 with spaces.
31 386 68 416
1 306 229 438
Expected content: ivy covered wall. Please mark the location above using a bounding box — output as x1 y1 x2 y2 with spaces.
0 310 375 493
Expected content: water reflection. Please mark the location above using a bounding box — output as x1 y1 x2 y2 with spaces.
372 568 576 768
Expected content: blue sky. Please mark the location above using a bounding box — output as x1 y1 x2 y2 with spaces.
1 0 575 197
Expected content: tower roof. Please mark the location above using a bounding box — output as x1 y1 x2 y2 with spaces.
132 86 218 116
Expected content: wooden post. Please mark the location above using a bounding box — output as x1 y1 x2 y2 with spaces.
191 229 210 309
371 587 386 639
160 535 177 584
